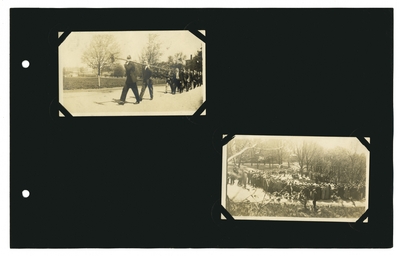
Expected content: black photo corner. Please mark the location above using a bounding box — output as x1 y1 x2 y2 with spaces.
10 9 393 248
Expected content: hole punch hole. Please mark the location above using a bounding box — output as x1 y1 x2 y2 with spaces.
22 60 30 68
22 190 30 198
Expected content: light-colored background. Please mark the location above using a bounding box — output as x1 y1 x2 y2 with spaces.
60 31 205 67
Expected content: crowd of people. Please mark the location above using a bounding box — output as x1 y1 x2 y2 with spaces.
117 55 203 105
164 67 203 94
227 166 366 203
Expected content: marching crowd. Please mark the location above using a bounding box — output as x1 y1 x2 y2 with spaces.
118 55 203 105
228 167 366 202
164 67 203 94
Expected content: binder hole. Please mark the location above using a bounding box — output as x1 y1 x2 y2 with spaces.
22 60 30 68
22 190 30 198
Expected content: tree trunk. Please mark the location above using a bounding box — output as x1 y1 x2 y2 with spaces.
97 65 101 87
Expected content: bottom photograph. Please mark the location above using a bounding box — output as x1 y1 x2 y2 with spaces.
221 135 369 222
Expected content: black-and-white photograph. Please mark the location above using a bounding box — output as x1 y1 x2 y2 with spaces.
59 30 205 116
222 135 370 222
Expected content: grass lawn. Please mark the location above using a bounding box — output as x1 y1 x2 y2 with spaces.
63 77 166 90
228 201 365 218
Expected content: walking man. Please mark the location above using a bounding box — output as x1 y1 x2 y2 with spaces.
193 70 198 89
312 189 318 211
139 61 153 100
172 68 180 95
186 68 192 91
179 67 186 93
198 71 202 87
118 55 140 105
165 70 172 94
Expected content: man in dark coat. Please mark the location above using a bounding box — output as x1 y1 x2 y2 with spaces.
186 68 193 91
118 55 140 105
198 71 202 86
139 61 154 100
242 170 247 189
172 68 180 95
338 184 344 199
165 70 172 94
312 189 318 211
316 185 322 201
300 187 309 209
179 68 185 93
183 69 189 92
192 70 198 89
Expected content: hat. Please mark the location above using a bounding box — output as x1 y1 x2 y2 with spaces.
127 55 131 60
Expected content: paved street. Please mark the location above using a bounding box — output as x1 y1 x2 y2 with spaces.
60 85 205 116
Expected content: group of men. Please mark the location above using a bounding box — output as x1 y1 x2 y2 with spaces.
166 67 203 95
228 167 366 204
118 55 154 105
118 55 203 105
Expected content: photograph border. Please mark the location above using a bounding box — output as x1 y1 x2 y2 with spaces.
58 30 206 117
221 134 370 223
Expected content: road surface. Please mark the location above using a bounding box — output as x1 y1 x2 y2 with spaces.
60 84 205 116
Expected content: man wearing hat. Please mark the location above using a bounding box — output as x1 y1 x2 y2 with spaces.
139 61 154 100
172 68 180 95
118 55 140 105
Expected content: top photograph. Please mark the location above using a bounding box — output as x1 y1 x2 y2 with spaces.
59 30 206 116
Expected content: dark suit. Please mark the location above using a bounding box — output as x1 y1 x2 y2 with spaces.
179 70 185 93
119 61 140 102
140 66 153 99
172 71 180 94
312 190 318 210
184 71 190 92
166 71 173 93
192 72 197 89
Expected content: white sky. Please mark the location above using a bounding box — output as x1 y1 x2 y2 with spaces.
232 135 370 155
59 30 205 68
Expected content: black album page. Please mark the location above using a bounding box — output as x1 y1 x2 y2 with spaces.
10 8 393 248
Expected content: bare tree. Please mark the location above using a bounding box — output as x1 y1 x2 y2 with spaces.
345 142 367 184
139 34 163 65
304 141 318 173
283 139 293 168
173 52 187 64
294 140 318 175
227 138 258 167
294 142 306 173
81 34 120 87
167 55 174 65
